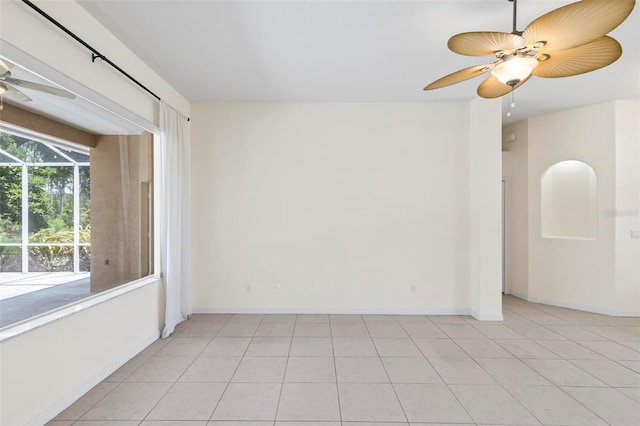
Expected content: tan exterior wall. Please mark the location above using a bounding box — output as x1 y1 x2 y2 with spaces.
0 103 98 147
90 132 153 292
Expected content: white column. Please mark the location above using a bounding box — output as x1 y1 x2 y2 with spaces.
469 97 503 320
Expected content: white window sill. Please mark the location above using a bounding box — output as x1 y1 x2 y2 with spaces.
0 275 161 342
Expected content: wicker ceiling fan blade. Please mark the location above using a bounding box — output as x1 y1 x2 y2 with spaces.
523 0 636 53
477 74 531 99
448 32 525 56
424 63 495 90
533 36 622 78
1 82 32 102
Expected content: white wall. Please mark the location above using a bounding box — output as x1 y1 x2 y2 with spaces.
0 282 163 426
504 101 640 316
614 101 640 314
0 1 191 423
502 119 529 298
502 151 511 178
528 103 617 312
469 98 503 320
191 101 502 316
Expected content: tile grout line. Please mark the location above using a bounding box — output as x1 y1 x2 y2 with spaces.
477 312 622 424
205 313 243 422
489 301 638 424
72 334 176 422
362 316 410 424
272 315 296 423
552 383 616 426
142 314 230 423
455 324 553 425
329 314 344 424
52 298 639 424
399 316 478 425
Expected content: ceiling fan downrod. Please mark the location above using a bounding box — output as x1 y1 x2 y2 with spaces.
509 0 522 35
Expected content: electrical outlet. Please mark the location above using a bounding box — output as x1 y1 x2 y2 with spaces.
410 285 416 293
246 284 252 293
275 283 282 293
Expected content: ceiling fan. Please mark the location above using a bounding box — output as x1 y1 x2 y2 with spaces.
424 0 636 99
0 59 76 103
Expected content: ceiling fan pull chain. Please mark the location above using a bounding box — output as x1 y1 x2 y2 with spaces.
506 91 515 117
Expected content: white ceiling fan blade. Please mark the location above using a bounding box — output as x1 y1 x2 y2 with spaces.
4 77 76 99
0 59 11 77
0 82 32 102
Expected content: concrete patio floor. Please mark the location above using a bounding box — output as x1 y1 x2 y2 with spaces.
0 272 92 328
0 272 90 301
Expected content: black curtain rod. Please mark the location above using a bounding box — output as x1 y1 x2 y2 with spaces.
21 0 190 122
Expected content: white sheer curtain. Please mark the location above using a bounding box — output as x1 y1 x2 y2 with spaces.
160 101 192 338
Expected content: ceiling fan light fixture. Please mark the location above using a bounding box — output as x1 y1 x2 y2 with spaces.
491 55 538 86
424 0 635 98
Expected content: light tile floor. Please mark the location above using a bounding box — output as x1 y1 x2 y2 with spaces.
49 295 640 425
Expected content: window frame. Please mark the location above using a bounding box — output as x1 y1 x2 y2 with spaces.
0 124 162 341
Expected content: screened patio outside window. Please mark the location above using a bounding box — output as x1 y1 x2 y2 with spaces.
0 129 90 274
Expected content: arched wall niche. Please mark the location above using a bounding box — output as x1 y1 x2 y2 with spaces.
541 160 597 240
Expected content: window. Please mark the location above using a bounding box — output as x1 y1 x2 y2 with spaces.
0 127 154 327
0 130 90 274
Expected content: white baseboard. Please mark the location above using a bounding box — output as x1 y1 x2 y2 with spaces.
195 306 506 321
29 330 160 426
193 306 473 316
471 311 504 321
509 293 640 317
508 290 528 301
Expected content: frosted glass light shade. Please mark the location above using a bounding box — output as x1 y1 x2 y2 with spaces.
491 56 538 86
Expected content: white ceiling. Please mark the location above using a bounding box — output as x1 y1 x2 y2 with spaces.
2 1 637 131
76 0 639 126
